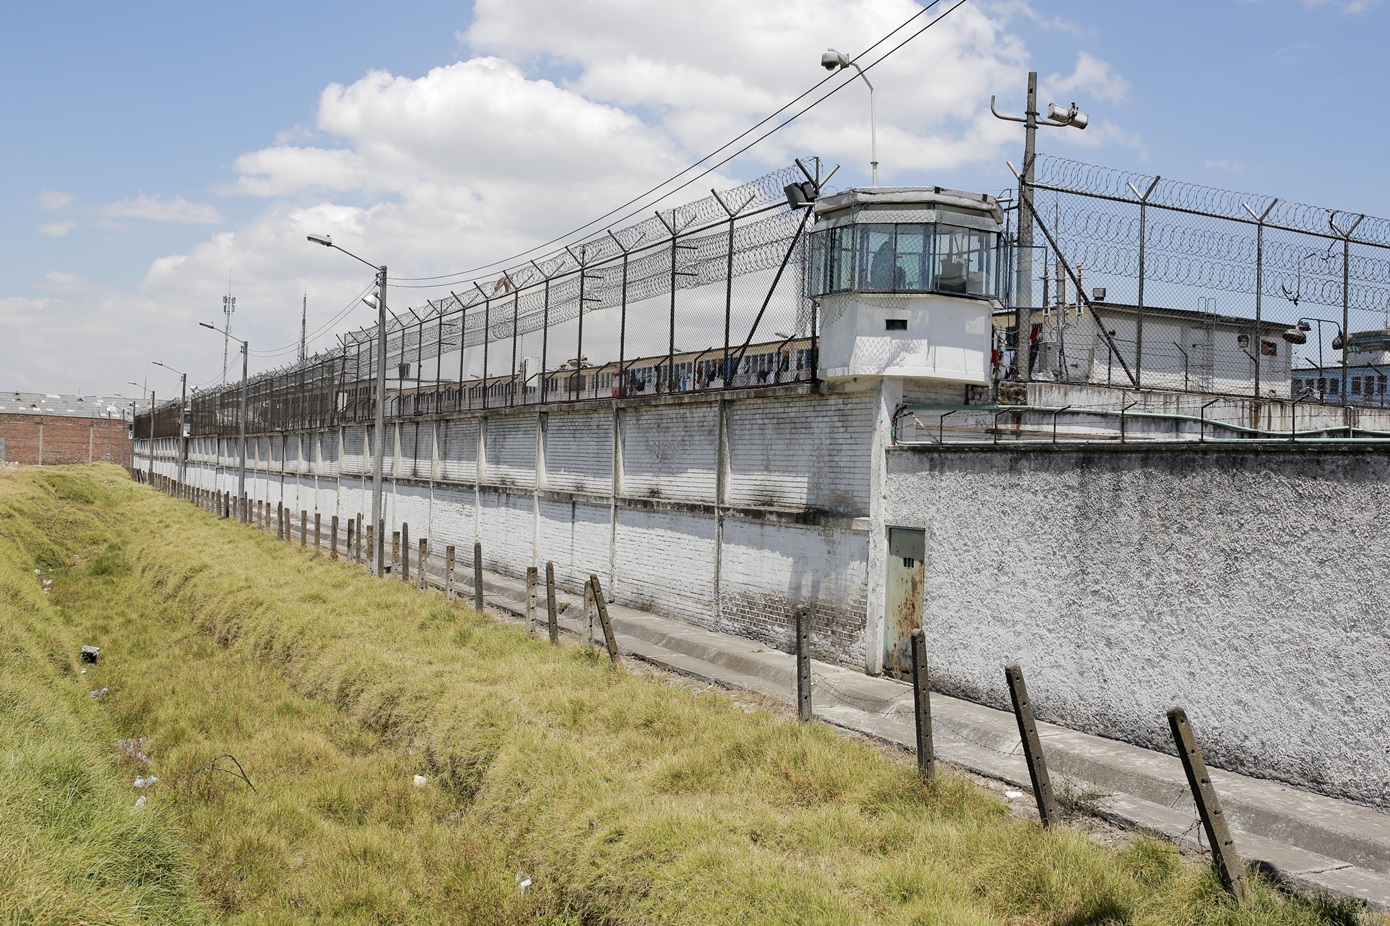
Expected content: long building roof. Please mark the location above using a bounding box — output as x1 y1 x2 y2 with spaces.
0 392 133 419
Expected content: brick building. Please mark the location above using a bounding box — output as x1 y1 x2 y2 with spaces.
0 393 132 466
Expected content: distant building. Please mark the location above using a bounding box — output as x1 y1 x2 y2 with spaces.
0 392 132 465
1000 301 1294 398
1291 328 1390 407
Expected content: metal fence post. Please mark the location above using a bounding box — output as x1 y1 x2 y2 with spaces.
1005 663 1058 826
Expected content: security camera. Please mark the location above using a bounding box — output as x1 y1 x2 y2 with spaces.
1046 102 1089 130
822 49 848 71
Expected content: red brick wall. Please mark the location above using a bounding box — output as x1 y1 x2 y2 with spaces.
0 414 131 466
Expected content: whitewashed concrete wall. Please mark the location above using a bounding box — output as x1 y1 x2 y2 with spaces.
146 385 880 669
885 444 1390 810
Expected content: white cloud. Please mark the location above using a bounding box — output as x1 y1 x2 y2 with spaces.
36 271 95 294
36 189 74 210
101 194 223 224
1304 0 1380 11
38 222 74 237
1205 159 1246 173
1046 51 1129 105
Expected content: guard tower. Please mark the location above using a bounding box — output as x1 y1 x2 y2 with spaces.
808 187 1004 384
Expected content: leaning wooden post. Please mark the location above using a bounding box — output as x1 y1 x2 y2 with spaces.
795 605 812 723
1005 663 1058 827
330 515 340 560
417 538 428 591
545 562 559 644
910 629 935 782
445 545 456 600
300 510 307 549
314 512 322 556
525 566 538 632
1168 707 1251 904
472 541 484 612
401 523 411 583
588 574 620 665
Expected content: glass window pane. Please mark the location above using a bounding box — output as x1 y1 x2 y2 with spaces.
894 226 928 291
858 224 896 291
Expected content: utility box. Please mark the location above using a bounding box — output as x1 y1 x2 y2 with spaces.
808 187 1003 384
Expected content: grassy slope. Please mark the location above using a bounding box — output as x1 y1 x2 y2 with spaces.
0 465 1371 925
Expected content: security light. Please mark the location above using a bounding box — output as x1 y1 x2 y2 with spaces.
307 234 333 246
1281 327 1308 345
1046 102 1088 130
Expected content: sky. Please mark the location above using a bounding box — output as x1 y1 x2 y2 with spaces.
3 0 1387 400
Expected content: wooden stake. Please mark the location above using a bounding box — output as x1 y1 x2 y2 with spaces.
445 545 456 600
588 574 620 665
545 561 558 644
300 510 307 549
525 566 538 632
911 628 935 781
330 515 339 560
1168 707 1251 904
401 523 410 582
1005 663 1058 827
472 541 484 612
795 606 812 723
314 512 322 555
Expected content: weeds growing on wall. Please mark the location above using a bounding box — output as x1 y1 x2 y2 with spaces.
0 464 1377 925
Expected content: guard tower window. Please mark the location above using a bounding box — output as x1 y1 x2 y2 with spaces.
809 222 998 299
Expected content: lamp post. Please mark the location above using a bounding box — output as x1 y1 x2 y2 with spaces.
200 322 248 520
991 72 1089 382
821 49 878 187
153 361 188 491
1282 317 1344 402
308 233 388 576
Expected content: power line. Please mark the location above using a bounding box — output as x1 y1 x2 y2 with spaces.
389 0 954 288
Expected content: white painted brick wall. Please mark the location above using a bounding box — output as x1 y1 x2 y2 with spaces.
478 490 535 576
485 416 537 488
725 394 874 514
612 507 716 625
545 411 612 494
429 485 475 552
344 428 367 476
536 498 611 594
438 420 478 482
620 404 718 502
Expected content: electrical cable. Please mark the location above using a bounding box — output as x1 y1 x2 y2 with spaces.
389 0 957 287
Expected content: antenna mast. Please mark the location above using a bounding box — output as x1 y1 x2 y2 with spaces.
300 292 307 363
221 292 236 385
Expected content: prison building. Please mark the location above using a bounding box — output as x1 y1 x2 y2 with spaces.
0 392 132 466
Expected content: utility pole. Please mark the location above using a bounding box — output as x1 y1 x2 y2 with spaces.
222 292 236 385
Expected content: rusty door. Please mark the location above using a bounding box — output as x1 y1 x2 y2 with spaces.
884 527 925 678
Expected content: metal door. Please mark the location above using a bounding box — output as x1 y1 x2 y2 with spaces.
883 527 925 678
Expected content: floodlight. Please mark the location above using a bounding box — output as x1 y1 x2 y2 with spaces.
1281 327 1308 345
307 234 333 246
1046 102 1089 130
362 295 379 310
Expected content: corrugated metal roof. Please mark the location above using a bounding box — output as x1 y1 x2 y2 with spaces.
0 392 132 419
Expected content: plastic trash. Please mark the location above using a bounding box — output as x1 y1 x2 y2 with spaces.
1004 790 1024 799
132 795 146 811
133 775 158 789
516 873 532 894
412 774 429 787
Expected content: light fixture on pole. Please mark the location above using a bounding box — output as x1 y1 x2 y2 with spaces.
200 321 249 521
991 72 1090 383
152 361 189 490
821 48 878 187
308 233 389 576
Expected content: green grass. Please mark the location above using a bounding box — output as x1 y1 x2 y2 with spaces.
0 464 1378 925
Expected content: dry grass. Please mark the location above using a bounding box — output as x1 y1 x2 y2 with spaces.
0 465 1376 925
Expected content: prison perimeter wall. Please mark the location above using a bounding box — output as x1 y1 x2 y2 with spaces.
886 442 1390 811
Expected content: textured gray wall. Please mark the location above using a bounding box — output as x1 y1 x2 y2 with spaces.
886 444 1390 810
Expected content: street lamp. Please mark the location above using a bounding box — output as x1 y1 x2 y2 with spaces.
308 233 389 576
991 71 1089 383
200 321 248 521
1282 317 1345 402
821 48 878 187
153 361 188 490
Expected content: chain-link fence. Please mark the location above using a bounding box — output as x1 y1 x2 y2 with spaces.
1013 155 1390 406
140 160 825 440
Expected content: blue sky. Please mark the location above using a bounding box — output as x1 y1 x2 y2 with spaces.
3 0 1386 396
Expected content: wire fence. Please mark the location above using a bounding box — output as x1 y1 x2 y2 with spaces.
1011 155 1390 406
141 161 824 439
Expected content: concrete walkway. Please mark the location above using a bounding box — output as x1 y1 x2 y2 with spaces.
410 558 1390 912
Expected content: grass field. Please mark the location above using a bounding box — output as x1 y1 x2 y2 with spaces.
0 465 1374 925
